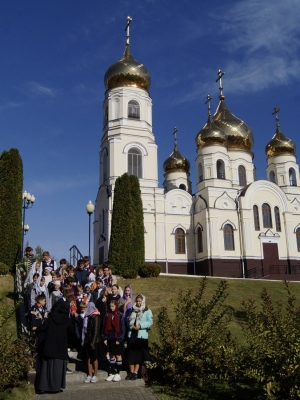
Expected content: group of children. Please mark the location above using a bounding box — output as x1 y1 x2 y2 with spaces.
26 257 153 384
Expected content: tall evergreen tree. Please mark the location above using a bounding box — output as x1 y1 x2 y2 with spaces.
109 173 145 278
0 149 23 269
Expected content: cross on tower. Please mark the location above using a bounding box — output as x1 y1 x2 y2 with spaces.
125 16 132 45
205 94 212 116
216 69 225 96
173 126 178 151
272 106 281 128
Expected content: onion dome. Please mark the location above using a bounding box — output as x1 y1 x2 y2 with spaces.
212 69 254 152
104 44 151 91
163 127 190 173
196 94 227 148
265 106 296 157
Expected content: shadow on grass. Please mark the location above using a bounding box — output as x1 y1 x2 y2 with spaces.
234 310 247 321
6 291 18 301
153 385 234 400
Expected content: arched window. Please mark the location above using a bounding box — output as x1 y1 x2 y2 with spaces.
296 228 300 252
179 184 186 191
217 159 225 179
224 224 234 250
197 227 203 253
198 162 203 183
253 205 260 231
289 168 297 186
274 207 281 232
175 228 185 254
102 150 108 184
238 165 246 186
128 147 142 178
262 203 272 228
128 100 140 119
269 170 276 184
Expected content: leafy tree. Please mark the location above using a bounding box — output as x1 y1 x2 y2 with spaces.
108 173 144 278
0 149 23 269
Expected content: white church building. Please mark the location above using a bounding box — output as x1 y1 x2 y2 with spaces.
94 20 300 279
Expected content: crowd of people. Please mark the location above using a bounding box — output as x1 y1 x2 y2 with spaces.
21 247 153 394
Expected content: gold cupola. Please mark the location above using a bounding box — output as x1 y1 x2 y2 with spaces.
163 127 190 173
265 106 296 158
213 70 254 152
196 94 227 148
104 17 151 92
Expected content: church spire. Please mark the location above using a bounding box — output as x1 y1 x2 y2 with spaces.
216 69 225 100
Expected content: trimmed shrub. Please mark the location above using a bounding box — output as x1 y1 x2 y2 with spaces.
122 268 138 279
0 262 9 275
139 262 161 278
109 174 145 278
0 149 23 269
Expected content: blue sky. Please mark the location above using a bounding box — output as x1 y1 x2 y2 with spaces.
1 0 300 262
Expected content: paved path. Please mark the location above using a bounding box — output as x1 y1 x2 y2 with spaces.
31 386 159 400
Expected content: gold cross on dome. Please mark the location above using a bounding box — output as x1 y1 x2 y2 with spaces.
173 126 178 151
216 69 225 96
272 106 281 128
205 94 212 116
125 16 132 45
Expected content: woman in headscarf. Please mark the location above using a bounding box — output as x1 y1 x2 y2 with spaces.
33 300 72 394
82 302 101 383
126 294 153 380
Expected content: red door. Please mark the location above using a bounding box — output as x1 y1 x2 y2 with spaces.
262 243 279 274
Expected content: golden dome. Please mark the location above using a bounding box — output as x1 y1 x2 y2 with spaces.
265 126 296 157
196 115 227 148
213 96 254 152
163 148 190 174
104 45 151 92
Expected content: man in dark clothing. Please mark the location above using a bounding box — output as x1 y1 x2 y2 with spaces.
74 259 88 287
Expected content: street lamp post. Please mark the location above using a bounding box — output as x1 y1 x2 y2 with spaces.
86 200 95 260
21 191 35 259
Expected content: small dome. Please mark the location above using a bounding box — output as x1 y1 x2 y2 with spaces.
196 115 227 148
265 126 296 157
104 45 151 92
163 149 190 174
213 96 254 152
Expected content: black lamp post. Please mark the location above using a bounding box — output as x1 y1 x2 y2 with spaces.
86 200 95 259
21 190 35 259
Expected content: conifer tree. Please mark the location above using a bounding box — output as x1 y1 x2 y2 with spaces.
109 173 145 278
0 149 23 269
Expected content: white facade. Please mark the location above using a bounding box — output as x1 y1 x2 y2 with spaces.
94 41 300 279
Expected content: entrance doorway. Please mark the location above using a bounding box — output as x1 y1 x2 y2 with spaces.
262 243 279 274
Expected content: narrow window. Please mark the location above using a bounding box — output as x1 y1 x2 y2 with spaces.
274 207 281 232
217 159 225 179
262 203 272 228
102 209 105 234
102 150 108 183
175 228 185 254
197 227 203 253
128 100 140 119
238 165 246 186
289 168 297 186
270 170 276 184
224 224 234 251
179 184 186 191
297 228 300 252
198 163 203 183
128 147 142 178
253 205 260 231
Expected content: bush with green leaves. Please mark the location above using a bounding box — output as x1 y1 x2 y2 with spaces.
149 278 236 390
232 282 300 400
139 262 161 278
0 298 34 391
0 262 9 275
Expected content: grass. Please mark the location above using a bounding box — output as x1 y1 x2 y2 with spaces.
117 275 299 345
0 274 18 340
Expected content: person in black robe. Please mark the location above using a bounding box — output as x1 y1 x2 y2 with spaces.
33 300 71 393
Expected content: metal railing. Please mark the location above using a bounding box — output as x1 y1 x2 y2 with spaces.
69 245 84 266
